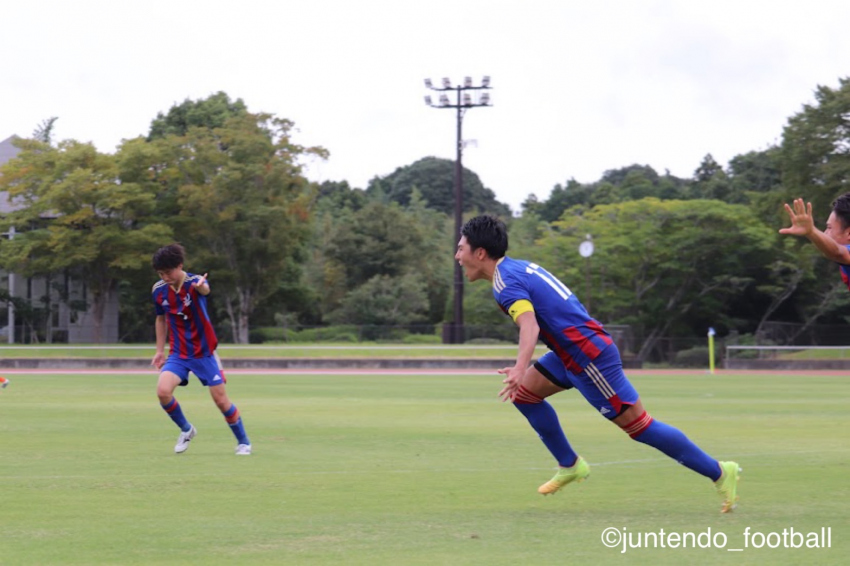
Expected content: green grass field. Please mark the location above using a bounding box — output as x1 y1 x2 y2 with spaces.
1 370 847 565
726 346 850 360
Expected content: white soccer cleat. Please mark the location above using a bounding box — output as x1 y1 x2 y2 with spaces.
235 444 252 456
174 425 197 454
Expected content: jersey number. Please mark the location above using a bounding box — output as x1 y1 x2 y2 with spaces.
526 263 573 300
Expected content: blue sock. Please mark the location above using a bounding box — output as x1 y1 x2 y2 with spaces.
633 419 721 481
223 404 250 445
161 398 191 432
514 400 578 468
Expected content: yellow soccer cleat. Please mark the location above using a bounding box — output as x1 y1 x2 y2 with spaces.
538 456 591 495
715 461 742 513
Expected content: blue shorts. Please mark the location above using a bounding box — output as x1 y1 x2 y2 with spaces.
535 346 639 419
161 353 227 387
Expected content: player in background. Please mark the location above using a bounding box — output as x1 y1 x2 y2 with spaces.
455 215 740 513
780 194 850 275
151 244 251 455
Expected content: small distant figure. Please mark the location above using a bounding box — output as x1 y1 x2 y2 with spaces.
455 215 740 513
150 244 251 456
0 376 9 389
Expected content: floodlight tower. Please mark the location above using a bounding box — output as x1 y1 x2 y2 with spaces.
424 76 492 344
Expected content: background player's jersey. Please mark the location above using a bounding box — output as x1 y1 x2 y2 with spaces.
152 273 218 359
493 256 612 373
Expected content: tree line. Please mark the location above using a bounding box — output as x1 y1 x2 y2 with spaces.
1 78 849 358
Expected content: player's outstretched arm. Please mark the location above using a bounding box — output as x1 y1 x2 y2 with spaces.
192 273 210 295
779 198 850 264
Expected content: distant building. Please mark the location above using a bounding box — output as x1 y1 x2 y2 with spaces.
0 135 119 343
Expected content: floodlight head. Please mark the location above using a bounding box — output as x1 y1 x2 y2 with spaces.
463 93 472 106
424 95 433 106
480 92 490 105
482 75 491 87
439 94 450 106
464 76 472 88
424 78 433 89
442 77 452 89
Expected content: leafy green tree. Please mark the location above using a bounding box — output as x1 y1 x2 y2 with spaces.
404 188 453 324
767 78 850 333
325 201 420 288
523 179 588 222
0 139 170 342
728 148 782 196
505 210 547 258
461 272 517 341
587 181 623 207
369 156 511 217
303 207 355 320
319 193 453 327
251 257 323 328
752 240 817 337
32 117 59 144
693 154 724 183
536 198 778 361
147 91 248 140
315 180 367 213
780 77 850 217
326 273 430 335
521 166 689 222
689 154 735 202
619 169 659 201
142 112 327 343
600 164 660 186
656 171 688 200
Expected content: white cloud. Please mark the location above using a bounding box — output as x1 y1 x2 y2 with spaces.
2 0 848 212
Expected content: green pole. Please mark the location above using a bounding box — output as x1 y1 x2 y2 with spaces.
708 327 716 374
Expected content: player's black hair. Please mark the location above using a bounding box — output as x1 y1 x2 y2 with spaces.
152 243 186 271
832 192 850 230
460 215 508 259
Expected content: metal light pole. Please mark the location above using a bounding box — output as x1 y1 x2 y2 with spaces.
424 76 492 344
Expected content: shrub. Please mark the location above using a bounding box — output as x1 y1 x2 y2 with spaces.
672 346 711 368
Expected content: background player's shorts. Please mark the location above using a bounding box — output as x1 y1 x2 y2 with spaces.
535 346 638 419
161 352 227 387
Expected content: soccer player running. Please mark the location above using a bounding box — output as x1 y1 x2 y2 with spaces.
455 215 740 513
150 244 251 455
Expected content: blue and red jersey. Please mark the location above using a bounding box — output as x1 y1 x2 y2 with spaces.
152 273 218 359
493 256 612 373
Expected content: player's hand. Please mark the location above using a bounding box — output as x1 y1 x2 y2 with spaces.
151 352 166 370
497 365 524 402
778 198 815 237
192 273 208 288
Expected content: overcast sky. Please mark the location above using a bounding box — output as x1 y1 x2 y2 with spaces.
2 0 848 213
